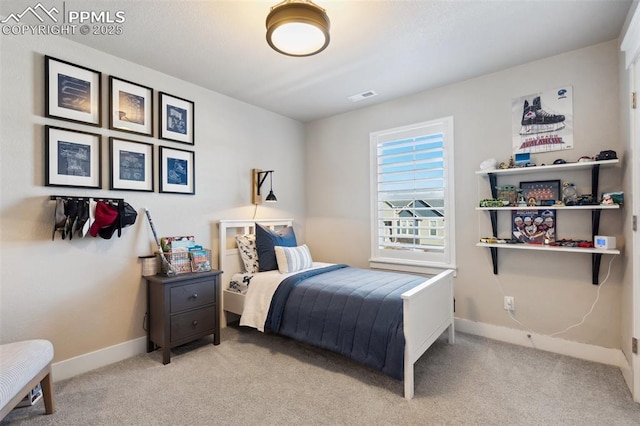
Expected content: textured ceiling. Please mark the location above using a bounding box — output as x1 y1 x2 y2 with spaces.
3 0 633 122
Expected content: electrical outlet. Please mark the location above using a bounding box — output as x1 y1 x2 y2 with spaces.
504 296 515 311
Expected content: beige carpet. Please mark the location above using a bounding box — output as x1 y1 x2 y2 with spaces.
3 326 640 425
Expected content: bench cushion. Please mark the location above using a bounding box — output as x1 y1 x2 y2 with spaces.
0 340 54 410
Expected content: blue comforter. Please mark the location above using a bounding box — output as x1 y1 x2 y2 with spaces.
264 265 426 380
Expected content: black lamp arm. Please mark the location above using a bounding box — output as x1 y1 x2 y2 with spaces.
256 170 274 196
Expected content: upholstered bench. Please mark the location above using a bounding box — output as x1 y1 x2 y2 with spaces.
0 339 55 420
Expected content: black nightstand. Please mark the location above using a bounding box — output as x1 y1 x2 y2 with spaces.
146 270 221 364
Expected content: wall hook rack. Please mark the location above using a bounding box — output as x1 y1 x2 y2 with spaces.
49 195 124 203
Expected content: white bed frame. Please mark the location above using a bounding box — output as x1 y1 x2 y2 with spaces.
218 219 455 400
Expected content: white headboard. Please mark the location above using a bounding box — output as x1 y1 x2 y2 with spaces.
218 219 293 291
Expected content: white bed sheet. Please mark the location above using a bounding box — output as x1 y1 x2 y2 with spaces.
239 262 333 331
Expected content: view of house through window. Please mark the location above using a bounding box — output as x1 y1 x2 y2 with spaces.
370 117 455 269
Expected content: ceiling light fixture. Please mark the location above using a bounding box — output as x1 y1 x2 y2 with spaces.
266 0 330 57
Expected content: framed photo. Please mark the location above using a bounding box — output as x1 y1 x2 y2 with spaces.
519 180 561 206
159 92 194 144
512 209 556 243
45 56 102 127
109 137 154 192
45 125 101 189
159 146 195 194
109 77 153 136
601 191 623 205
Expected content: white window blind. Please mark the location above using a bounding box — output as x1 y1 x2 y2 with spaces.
370 117 455 270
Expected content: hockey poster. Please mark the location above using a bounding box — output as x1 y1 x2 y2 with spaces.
512 209 556 244
512 86 573 155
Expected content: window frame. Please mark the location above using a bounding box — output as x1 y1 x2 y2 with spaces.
369 117 456 274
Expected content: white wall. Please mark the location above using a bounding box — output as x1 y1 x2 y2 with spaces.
305 40 625 349
0 34 306 364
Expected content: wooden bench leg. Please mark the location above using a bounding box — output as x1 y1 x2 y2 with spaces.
41 368 55 415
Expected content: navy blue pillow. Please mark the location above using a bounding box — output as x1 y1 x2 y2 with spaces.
255 224 297 272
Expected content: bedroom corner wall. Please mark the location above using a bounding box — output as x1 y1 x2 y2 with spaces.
305 40 625 350
0 34 306 370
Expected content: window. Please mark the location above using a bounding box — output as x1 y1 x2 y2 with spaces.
370 117 455 272
397 219 417 236
429 220 438 237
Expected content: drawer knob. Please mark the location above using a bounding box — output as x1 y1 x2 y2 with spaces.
192 293 198 299
192 320 198 326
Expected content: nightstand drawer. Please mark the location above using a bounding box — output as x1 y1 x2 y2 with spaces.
171 306 216 342
170 281 216 312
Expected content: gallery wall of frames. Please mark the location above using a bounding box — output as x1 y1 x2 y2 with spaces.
44 55 196 195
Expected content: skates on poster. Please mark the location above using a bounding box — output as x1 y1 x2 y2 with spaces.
512 86 573 155
519 96 565 135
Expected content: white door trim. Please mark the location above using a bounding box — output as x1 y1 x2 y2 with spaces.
621 1 640 403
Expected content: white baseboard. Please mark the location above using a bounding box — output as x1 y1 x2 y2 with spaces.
455 318 627 368
51 336 147 382
620 351 634 396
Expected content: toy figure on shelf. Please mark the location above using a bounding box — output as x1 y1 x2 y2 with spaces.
562 182 577 205
495 185 520 206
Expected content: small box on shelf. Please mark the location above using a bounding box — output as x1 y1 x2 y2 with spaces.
140 255 158 276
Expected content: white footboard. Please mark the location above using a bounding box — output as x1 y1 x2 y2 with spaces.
402 269 455 400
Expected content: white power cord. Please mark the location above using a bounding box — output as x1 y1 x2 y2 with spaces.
549 254 616 337
494 254 617 338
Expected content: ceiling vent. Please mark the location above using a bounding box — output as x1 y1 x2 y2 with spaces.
347 90 378 103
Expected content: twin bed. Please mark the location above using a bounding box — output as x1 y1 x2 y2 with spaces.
218 219 455 400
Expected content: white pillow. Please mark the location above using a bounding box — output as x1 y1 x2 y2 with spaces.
235 234 259 273
274 244 313 274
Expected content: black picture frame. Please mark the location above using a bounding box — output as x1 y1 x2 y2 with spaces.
159 146 195 194
109 137 154 192
158 92 194 145
109 76 154 136
45 125 102 189
45 55 102 127
519 179 561 206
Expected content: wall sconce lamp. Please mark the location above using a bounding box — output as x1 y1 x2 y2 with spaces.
266 0 330 57
252 168 278 204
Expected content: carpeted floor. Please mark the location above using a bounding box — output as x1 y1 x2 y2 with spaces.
3 326 640 425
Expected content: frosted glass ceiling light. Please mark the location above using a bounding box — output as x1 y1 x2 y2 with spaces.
266 0 330 57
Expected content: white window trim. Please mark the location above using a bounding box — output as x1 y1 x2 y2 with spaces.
369 116 456 274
